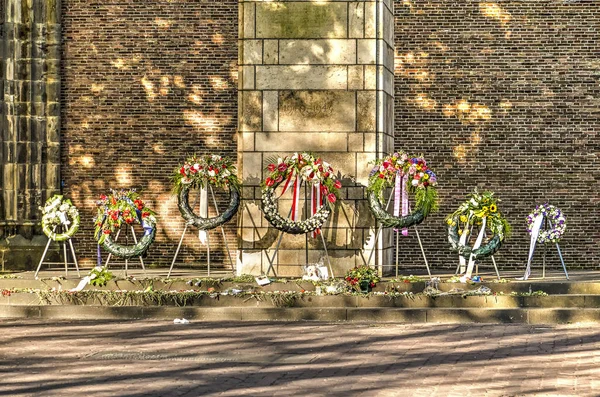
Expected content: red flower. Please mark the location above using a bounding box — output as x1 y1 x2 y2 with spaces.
267 164 276 172
142 211 150 218
103 229 111 234
318 165 323 172
277 163 287 172
320 185 329 195
334 180 342 189
265 177 275 187
125 218 133 224
309 172 315 179
275 175 283 183
323 172 330 178
222 164 227 169
369 282 375 288
100 194 107 201
378 173 385 179
190 167 198 174
179 166 186 176
327 193 337 203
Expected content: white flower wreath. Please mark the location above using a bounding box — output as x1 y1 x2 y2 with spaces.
526 204 566 244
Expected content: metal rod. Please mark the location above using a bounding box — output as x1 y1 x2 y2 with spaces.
490 255 500 280
124 226 129 277
367 190 394 267
209 186 235 273
207 227 211 277
130 226 146 274
556 243 569 280
395 230 399 278
319 230 334 279
542 216 548 279
167 223 189 278
67 237 80 277
414 226 431 277
63 232 69 277
104 228 121 267
168 188 203 278
35 225 56 279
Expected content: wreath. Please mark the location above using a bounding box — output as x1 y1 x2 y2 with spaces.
40 195 80 242
527 204 566 244
172 155 241 230
261 152 342 234
94 189 157 259
446 190 511 259
367 152 439 229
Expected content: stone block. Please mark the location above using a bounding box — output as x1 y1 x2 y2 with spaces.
348 65 363 90
242 40 263 64
0 305 40 318
348 132 363 152
357 91 376 131
364 132 376 152
426 308 527 324
263 90 279 131
356 152 377 186
241 152 262 180
242 2 256 38
263 40 279 64
256 2 347 39
357 39 376 64
142 307 244 321
40 306 144 320
240 91 262 131
278 91 355 132
349 2 364 38
238 250 265 275
241 65 255 90
255 132 348 153
364 1 376 38
255 65 347 90
347 308 427 322
241 308 347 322
242 132 255 152
279 39 356 65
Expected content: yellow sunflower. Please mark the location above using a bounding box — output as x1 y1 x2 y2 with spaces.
490 204 497 213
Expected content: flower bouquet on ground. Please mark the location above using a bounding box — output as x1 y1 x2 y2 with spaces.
344 265 380 293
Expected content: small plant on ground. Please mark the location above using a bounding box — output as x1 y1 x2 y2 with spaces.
345 265 380 292
88 266 114 287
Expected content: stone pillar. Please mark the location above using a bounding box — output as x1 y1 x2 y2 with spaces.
238 0 394 276
0 0 61 240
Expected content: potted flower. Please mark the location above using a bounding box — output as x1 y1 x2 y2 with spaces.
344 265 380 293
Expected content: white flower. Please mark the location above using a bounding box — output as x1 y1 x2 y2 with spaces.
193 163 200 171
208 170 216 177
411 179 419 186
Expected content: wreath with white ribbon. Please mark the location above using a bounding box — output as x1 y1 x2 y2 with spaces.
173 155 240 230
261 152 341 235
40 195 80 242
367 152 439 229
94 189 157 259
446 190 511 259
527 204 566 244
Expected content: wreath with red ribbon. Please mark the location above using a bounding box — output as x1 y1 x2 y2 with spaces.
261 152 342 234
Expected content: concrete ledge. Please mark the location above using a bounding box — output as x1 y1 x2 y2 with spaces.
347 308 426 323
426 308 527 324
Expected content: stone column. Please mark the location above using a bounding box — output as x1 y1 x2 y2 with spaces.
238 0 394 276
0 0 61 267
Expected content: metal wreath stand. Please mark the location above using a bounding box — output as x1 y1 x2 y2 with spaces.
367 188 432 278
167 185 236 278
103 224 147 276
262 179 335 279
35 224 81 279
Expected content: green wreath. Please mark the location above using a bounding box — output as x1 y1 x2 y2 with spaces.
173 154 241 230
94 189 157 259
446 190 511 259
261 152 341 234
367 152 439 229
40 195 80 242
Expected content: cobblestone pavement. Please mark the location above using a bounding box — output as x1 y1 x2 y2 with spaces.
1 320 599 396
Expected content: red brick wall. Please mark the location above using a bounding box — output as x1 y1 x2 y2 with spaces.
61 0 239 268
60 0 599 272
394 1 600 271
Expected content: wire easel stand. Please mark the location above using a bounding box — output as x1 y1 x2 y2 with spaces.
367 190 431 278
262 180 334 279
104 225 147 277
35 224 80 279
454 226 500 280
168 186 235 278
522 216 569 281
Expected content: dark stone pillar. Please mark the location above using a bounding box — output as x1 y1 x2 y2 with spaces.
0 0 61 268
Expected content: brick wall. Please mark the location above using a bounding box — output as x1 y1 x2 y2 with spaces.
60 0 239 268
59 0 599 272
394 1 600 271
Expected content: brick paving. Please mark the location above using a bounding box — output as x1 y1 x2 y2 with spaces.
1 320 599 396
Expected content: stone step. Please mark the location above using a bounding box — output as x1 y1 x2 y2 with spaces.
2 305 600 324
2 291 599 309
2 279 599 295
